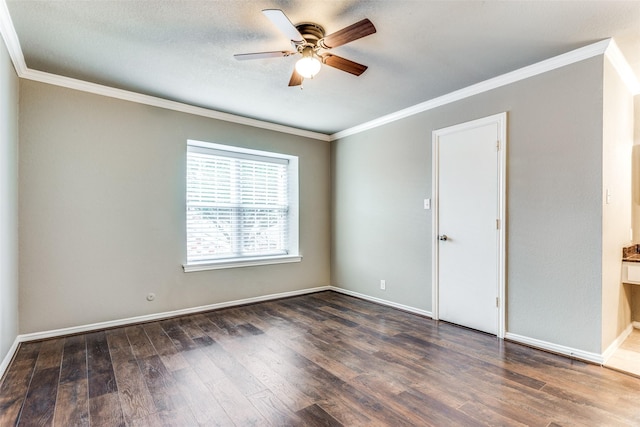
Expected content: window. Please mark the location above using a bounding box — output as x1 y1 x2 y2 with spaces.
184 140 300 271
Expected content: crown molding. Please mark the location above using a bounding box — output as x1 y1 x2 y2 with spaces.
330 39 614 140
0 1 330 142
19 69 331 141
2 0 637 143
0 0 26 74
604 38 640 95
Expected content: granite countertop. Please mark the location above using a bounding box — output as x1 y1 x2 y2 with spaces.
622 244 640 262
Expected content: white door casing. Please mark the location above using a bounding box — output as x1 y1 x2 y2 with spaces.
431 113 506 337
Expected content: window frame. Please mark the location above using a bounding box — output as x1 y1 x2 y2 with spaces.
183 140 300 272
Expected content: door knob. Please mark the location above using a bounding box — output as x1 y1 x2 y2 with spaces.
439 234 448 241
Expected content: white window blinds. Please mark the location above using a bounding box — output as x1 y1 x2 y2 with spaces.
186 144 290 264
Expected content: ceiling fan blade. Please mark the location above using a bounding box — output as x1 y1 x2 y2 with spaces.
288 69 303 87
262 9 305 44
234 51 296 61
322 54 368 76
319 18 376 49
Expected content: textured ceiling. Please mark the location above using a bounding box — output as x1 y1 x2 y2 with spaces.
5 0 640 135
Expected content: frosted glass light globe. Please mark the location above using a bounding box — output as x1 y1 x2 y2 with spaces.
295 56 322 79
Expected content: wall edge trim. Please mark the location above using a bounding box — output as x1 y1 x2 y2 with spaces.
17 286 331 342
330 39 612 140
602 323 635 363
505 332 604 364
0 336 20 384
328 286 433 317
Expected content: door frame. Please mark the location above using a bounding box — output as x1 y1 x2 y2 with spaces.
431 112 507 338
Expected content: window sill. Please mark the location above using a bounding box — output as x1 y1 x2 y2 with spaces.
183 255 302 272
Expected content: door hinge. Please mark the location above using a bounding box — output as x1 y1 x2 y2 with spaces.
496 297 499 308
496 140 500 151
496 219 500 229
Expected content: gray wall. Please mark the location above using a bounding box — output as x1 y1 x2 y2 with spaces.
19 81 331 334
332 57 604 353
0 39 19 362
331 115 432 311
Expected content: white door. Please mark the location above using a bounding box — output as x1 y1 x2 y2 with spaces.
432 113 506 336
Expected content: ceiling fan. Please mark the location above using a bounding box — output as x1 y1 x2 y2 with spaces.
234 9 376 87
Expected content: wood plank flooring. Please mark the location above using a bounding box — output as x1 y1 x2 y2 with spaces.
2 291 640 426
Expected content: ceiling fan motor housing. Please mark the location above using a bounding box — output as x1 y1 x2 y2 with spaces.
234 10 376 86
294 23 325 49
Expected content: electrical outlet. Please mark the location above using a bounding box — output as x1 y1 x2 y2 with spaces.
380 280 386 290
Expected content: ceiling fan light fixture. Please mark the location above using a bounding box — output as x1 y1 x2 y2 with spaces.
295 47 322 79
235 10 376 86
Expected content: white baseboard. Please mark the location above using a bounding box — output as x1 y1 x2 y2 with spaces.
17 286 331 343
633 321 640 329
329 286 432 318
1 286 331 381
602 323 634 364
6 286 619 381
505 332 604 365
0 337 20 383
3 286 430 381
330 287 607 366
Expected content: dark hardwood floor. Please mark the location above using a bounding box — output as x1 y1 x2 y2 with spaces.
1 291 640 426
